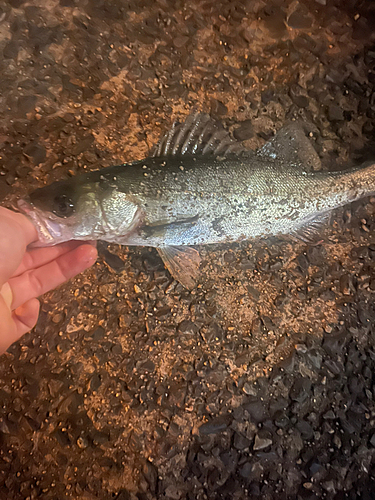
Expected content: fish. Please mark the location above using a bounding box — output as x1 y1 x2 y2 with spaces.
17 114 375 289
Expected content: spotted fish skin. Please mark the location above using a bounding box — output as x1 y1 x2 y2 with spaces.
111 153 374 248
17 115 375 288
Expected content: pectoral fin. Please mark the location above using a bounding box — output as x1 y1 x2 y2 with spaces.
157 246 201 289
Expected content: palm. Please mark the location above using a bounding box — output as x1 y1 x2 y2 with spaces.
0 207 97 354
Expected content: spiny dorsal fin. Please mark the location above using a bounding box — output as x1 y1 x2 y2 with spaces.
152 113 246 158
258 123 322 172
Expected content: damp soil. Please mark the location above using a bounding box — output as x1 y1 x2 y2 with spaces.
1 1 375 499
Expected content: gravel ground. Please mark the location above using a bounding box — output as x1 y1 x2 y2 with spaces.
1 0 375 499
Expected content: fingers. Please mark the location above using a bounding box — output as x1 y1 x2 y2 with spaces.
0 243 97 354
0 297 40 355
8 243 98 310
12 240 96 278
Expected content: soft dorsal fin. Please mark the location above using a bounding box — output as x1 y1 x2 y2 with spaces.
151 113 246 158
258 123 322 172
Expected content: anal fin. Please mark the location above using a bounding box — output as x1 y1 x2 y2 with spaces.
157 246 201 289
290 213 331 244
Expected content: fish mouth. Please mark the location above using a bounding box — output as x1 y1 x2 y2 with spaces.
17 198 64 247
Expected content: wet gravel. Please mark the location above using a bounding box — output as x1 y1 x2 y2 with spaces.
1 0 375 499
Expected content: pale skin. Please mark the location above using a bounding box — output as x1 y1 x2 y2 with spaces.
0 207 98 354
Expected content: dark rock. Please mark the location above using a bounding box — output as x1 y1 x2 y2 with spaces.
324 359 344 376
273 410 289 428
287 5 313 29
173 35 189 48
259 5 287 39
53 427 71 447
323 333 347 357
23 142 46 165
154 306 171 320
17 95 37 115
168 381 186 408
247 285 260 301
220 449 238 473
138 359 155 373
3 40 18 59
202 321 224 343
143 460 158 493
290 377 312 403
242 399 267 423
178 320 198 335
297 253 309 272
92 430 110 445
233 432 252 450
88 326 106 341
358 305 374 326
111 343 123 355
223 250 236 263
164 484 181 499
210 98 228 117
296 420 314 440
292 94 309 108
72 135 94 155
100 247 125 272
307 349 322 369
261 90 275 104
323 410 336 420
233 119 254 141
89 373 101 392
328 104 344 121
199 416 231 435
289 84 309 108
239 461 252 479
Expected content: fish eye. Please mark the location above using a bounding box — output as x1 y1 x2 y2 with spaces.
52 194 75 217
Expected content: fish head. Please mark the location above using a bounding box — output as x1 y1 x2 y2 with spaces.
18 176 141 246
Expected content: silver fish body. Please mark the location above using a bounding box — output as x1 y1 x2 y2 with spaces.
108 154 375 247
18 115 375 287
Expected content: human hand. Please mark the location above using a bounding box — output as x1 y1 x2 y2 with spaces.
0 207 97 354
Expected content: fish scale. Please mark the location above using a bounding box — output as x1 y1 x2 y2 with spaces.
18 114 375 288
